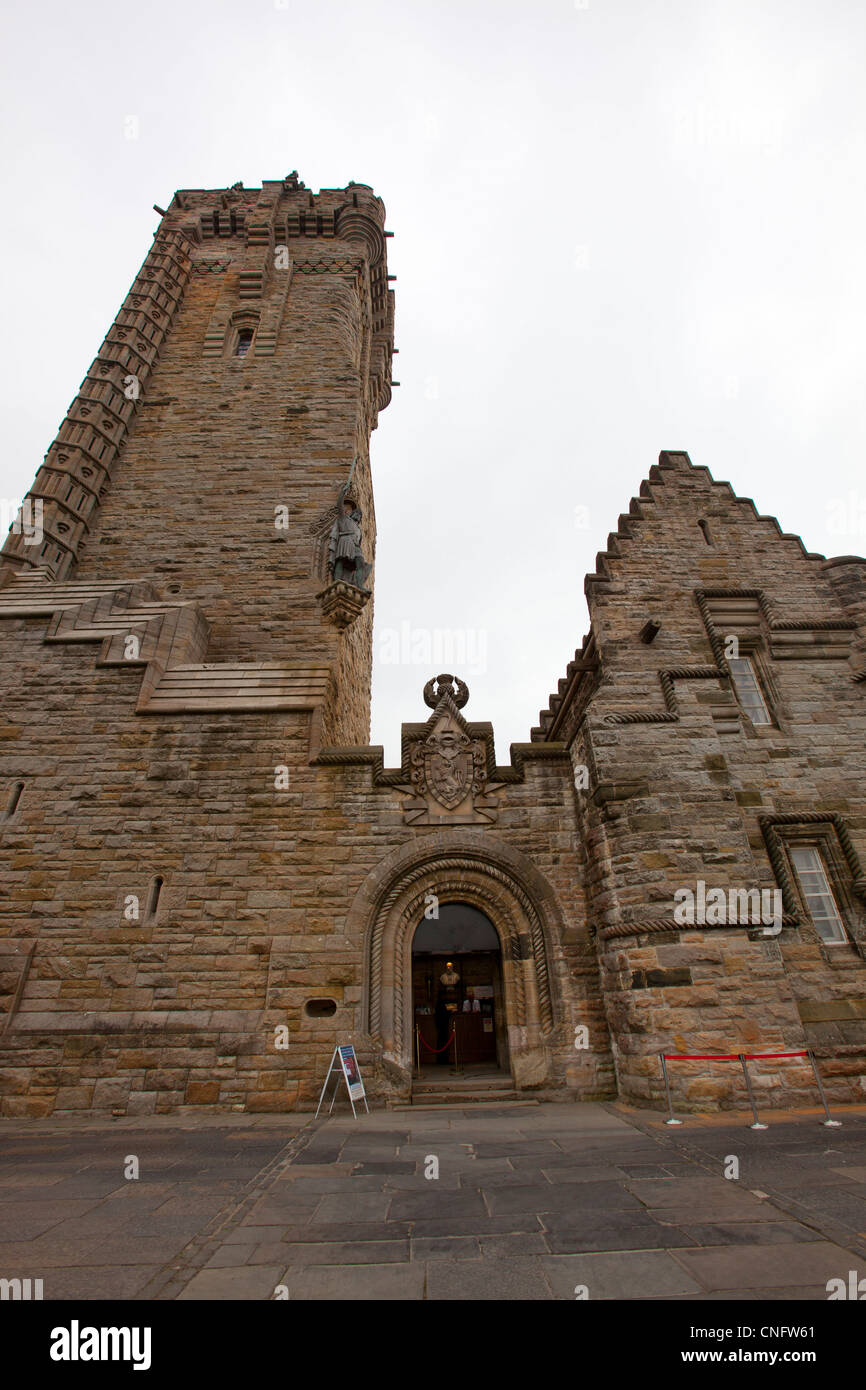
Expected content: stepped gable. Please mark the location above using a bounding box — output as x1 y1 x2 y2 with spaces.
532 448 866 740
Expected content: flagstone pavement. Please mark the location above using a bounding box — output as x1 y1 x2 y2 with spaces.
1 1101 865 1300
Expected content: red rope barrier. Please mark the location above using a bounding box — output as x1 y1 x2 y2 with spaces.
418 1031 456 1054
743 1052 808 1060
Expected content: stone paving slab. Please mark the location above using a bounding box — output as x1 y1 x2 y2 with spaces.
177 1265 287 1300
672 1240 859 1291
674 1220 824 1245
274 1263 427 1300
540 1212 698 1253
541 1251 703 1300
425 1255 553 1300
1 1102 865 1300
277 1238 412 1266
488 1180 645 1215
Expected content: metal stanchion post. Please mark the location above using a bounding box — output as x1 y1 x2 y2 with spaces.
661 1053 683 1125
808 1049 842 1127
739 1053 767 1129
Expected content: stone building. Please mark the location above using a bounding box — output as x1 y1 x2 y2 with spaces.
1 174 864 1118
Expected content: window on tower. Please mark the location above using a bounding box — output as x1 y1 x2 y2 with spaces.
728 656 772 725
235 329 254 358
789 846 849 944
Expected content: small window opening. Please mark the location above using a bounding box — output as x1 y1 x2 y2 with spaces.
212 210 220 236
145 875 164 921
789 846 848 944
235 329 254 358
698 518 713 545
3 781 24 821
728 656 772 725
304 999 337 1018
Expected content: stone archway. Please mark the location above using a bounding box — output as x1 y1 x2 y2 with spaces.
346 831 566 1092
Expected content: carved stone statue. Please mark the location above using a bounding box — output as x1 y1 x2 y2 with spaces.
328 487 371 590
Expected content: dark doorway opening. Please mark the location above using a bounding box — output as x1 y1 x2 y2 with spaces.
411 903 508 1072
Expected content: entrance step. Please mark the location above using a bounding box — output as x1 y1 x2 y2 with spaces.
408 1073 521 1106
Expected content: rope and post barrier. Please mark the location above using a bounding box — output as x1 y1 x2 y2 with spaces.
738 1054 767 1129
416 1025 460 1072
658 1049 842 1129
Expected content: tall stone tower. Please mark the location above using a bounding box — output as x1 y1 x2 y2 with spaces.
1 172 394 745
0 175 398 1116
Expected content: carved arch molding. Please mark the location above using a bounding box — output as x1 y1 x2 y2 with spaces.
347 833 563 1077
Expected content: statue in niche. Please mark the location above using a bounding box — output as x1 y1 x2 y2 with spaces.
327 485 371 590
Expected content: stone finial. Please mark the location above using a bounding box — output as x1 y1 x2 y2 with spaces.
423 673 469 709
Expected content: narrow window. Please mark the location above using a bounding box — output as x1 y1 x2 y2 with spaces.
728 656 771 725
145 875 163 922
3 781 24 821
235 329 253 358
789 847 848 944
212 210 220 236
697 518 713 545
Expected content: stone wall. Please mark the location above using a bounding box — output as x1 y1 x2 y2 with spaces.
0 604 611 1112
538 450 866 1110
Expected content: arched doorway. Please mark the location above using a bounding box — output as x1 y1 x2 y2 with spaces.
355 831 564 1096
411 903 509 1075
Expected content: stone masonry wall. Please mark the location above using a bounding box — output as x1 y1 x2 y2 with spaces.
544 451 866 1111
0 606 610 1113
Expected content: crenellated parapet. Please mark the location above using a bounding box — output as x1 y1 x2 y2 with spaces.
169 175 394 426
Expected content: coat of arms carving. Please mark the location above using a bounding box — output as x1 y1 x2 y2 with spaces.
401 675 502 825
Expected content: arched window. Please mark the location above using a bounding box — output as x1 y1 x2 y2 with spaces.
235 328 254 358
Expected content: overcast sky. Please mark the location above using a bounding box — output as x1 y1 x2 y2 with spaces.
1 1 864 763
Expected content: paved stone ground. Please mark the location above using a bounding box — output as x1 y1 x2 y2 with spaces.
1 1102 865 1300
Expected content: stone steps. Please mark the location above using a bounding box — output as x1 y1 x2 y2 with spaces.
406 1073 524 1106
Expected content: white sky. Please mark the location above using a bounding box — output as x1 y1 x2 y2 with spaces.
1 0 864 764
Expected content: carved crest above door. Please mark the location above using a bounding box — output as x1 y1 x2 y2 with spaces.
400 675 503 825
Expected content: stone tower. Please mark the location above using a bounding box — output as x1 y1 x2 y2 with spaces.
0 175 401 1115
1 172 394 746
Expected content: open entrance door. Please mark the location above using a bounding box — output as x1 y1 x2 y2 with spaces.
411 903 509 1075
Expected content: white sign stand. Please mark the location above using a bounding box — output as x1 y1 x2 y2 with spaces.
315 1043 369 1119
